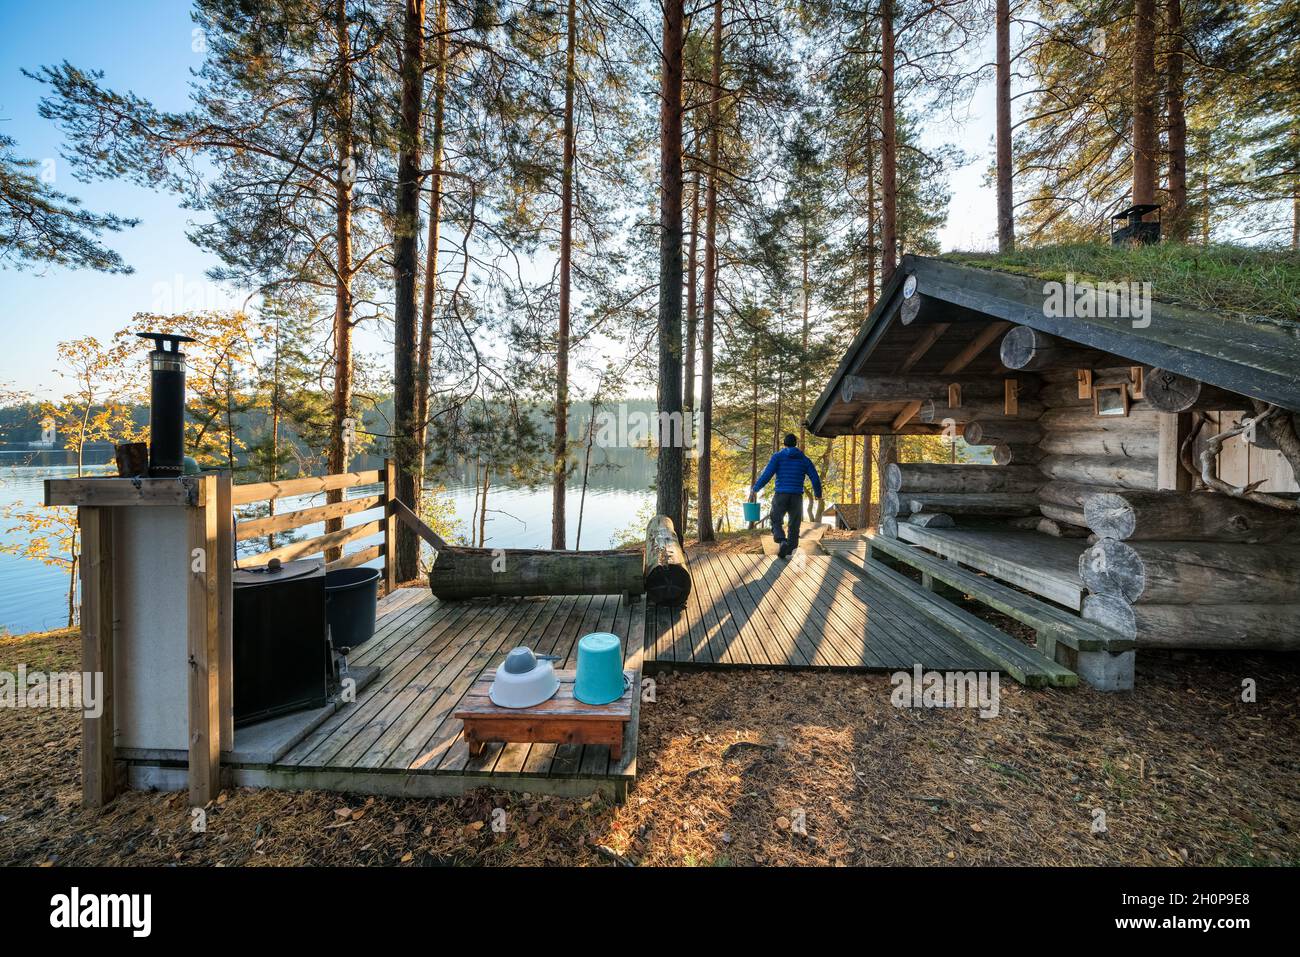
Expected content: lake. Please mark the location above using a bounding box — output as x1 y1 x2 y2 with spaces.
0 452 656 635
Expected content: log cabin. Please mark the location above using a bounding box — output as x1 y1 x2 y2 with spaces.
808 253 1300 691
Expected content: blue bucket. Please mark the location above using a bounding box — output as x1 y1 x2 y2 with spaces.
574 633 626 705
742 500 763 523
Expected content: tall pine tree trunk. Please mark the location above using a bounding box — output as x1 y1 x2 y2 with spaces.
697 0 722 543
866 120 877 308
655 0 685 535
552 0 577 549
684 169 701 530
798 221 809 447
1132 0 1158 207
416 0 448 500
995 0 1014 252
880 0 898 282
326 0 356 562
1165 0 1187 240
749 348 759 528
392 0 427 583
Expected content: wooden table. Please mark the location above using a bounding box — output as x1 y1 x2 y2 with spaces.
455 669 634 760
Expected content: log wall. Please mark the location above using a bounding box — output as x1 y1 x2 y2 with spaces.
873 356 1300 652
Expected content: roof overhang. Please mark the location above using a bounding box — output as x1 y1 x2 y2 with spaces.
807 254 1300 437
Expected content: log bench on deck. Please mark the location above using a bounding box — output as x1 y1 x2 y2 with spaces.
834 530 1135 691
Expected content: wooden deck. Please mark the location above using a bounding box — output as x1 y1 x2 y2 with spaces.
183 547 1019 802
235 587 644 799
645 552 992 671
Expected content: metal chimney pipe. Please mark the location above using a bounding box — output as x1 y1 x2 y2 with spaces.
136 332 196 477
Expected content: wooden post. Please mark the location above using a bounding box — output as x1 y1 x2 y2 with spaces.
79 506 116 809
382 458 398 594
1157 413 1193 491
215 472 234 749
187 476 220 807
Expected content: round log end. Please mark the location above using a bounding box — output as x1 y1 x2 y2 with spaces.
998 325 1036 370
645 566 692 607
1080 538 1146 602
884 463 904 493
1083 492 1136 540
1144 368 1200 413
1081 593 1137 641
880 517 899 539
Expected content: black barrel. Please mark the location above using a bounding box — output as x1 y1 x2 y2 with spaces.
325 567 381 648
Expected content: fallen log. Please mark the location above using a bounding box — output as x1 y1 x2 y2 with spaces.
644 514 691 606
1037 454 1157 489
1083 489 1300 543
1144 368 1245 413
1082 594 1300 649
885 462 1044 494
999 326 1114 371
1078 539 1300 604
962 418 1043 446
428 547 643 601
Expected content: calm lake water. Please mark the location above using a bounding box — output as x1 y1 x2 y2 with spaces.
0 454 654 635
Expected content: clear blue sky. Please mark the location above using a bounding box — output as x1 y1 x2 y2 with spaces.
0 0 247 398
0 0 998 399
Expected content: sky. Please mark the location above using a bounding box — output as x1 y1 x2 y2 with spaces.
0 0 999 400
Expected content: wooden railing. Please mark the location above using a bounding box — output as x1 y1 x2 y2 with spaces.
232 461 396 593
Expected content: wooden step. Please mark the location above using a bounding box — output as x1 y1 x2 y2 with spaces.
894 523 1086 609
834 533 1132 654
829 544 1078 689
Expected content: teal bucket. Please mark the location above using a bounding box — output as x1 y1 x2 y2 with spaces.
742 500 763 523
574 632 625 705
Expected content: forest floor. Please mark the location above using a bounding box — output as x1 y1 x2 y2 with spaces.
3 625 1298 867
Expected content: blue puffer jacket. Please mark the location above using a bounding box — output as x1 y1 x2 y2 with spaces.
753 446 823 497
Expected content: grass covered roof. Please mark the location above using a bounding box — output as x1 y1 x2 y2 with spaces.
940 243 1300 332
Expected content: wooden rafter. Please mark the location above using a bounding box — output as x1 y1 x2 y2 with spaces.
851 323 953 432
891 321 1013 431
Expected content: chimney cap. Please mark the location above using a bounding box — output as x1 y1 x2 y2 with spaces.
136 332 196 353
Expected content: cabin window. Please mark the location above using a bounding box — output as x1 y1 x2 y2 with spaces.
1093 382 1130 417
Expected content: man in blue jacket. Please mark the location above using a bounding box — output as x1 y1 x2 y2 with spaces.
750 433 823 559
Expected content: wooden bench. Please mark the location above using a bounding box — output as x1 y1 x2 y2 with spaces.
830 541 1077 688
455 669 635 761
843 533 1134 654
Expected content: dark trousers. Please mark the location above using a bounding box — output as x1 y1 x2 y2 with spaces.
770 492 802 554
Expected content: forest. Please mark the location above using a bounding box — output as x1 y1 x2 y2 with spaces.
2 0 1297 582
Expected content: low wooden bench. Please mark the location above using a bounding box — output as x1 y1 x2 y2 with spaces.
832 543 1077 688
844 533 1134 654
830 533 1136 691
455 669 635 761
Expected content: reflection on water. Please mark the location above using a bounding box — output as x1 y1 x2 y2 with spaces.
0 463 653 635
